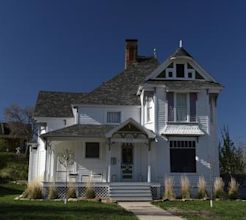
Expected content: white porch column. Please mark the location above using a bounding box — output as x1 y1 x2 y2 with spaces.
147 141 151 183
107 140 111 183
44 140 49 182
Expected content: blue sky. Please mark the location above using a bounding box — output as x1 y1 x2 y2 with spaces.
0 0 245 145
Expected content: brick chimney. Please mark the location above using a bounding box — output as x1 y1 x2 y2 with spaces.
125 39 138 69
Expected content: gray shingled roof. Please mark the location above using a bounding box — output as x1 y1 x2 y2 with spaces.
144 80 223 90
41 124 116 138
34 91 87 117
171 47 192 58
34 58 158 117
76 58 158 105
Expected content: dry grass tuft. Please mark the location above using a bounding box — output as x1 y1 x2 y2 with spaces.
197 176 207 199
67 182 77 199
228 177 239 200
180 176 190 200
163 176 175 200
23 179 43 199
48 183 58 199
85 177 96 199
214 177 225 199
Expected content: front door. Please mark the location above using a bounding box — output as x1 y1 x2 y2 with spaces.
121 143 134 181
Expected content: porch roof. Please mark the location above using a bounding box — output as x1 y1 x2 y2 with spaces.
162 123 205 136
41 124 116 139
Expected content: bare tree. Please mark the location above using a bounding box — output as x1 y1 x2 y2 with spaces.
58 149 74 204
4 104 37 155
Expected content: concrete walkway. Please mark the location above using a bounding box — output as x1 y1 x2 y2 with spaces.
118 202 184 220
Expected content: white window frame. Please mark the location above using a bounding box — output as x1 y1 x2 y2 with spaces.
174 93 190 122
157 62 195 80
144 94 153 123
106 111 122 124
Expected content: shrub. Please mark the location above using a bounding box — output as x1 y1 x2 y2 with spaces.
48 184 58 199
214 177 225 199
197 176 207 199
228 177 239 200
67 183 77 199
23 179 43 199
163 176 175 200
181 176 190 200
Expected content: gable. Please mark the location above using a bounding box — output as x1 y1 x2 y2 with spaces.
145 47 217 83
155 61 205 80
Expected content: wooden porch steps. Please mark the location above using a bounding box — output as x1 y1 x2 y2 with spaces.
109 182 152 201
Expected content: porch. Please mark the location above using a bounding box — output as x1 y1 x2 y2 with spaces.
40 119 161 200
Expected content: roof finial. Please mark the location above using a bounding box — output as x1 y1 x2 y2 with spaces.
153 48 157 58
179 40 183 48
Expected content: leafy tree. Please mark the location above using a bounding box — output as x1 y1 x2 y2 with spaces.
219 126 245 176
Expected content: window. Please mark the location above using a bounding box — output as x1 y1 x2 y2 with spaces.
168 71 173 78
85 142 100 158
170 140 196 173
176 64 185 78
107 112 121 124
176 93 187 121
188 72 193 78
145 95 153 122
167 93 197 122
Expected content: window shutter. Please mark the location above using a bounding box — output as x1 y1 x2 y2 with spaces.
190 93 197 122
167 92 174 121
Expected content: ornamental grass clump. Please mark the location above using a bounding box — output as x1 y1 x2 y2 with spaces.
85 178 96 199
48 184 58 199
197 176 207 199
23 179 43 199
228 177 239 200
163 176 175 200
67 183 77 199
180 176 190 200
214 177 225 199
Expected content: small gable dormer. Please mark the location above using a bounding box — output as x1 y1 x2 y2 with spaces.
146 45 216 82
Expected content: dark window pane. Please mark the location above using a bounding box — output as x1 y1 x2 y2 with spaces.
187 63 193 69
167 92 174 121
190 93 197 122
85 142 99 158
168 71 173 77
122 144 133 164
157 70 166 78
170 148 196 172
195 71 204 79
167 63 174 68
188 72 193 78
176 64 185 78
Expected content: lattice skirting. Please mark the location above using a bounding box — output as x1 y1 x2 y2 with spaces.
43 183 109 199
151 185 162 199
43 182 162 200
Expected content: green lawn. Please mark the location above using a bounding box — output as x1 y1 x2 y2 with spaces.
0 184 137 220
154 200 246 220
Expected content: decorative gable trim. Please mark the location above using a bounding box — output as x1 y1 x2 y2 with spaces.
105 118 155 139
145 49 217 83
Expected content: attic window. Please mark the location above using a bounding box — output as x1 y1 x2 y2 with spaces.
168 71 173 78
187 63 193 69
195 71 204 80
176 64 185 78
188 72 193 78
167 63 173 68
157 70 166 78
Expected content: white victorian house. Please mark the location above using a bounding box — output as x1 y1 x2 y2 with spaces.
28 39 223 200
